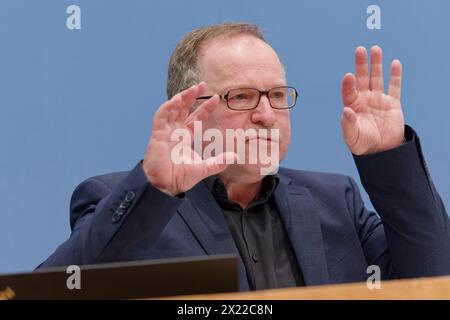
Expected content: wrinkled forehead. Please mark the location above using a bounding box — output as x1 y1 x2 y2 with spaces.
198 34 286 89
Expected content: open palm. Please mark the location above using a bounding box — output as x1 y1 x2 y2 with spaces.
143 83 236 196
341 46 405 155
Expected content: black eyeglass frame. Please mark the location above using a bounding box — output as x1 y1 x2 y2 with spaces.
196 86 298 110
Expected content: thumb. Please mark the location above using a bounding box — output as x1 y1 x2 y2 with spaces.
341 107 360 150
201 152 238 178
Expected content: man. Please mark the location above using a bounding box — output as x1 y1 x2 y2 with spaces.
39 23 450 291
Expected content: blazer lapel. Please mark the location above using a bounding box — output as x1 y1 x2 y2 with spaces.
177 181 250 291
274 175 330 285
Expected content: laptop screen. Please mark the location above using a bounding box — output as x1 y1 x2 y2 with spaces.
0 255 238 299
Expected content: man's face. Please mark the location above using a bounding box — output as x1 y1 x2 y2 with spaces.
198 34 291 182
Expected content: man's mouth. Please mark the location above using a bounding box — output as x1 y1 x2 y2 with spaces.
247 136 279 143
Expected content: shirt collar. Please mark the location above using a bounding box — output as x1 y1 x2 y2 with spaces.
203 174 280 207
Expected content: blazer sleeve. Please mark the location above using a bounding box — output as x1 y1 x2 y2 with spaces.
352 125 450 278
37 162 185 268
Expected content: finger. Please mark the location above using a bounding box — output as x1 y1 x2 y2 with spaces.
153 82 206 129
369 45 384 92
175 82 207 119
202 152 238 178
176 82 209 121
178 82 206 106
341 73 358 107
168 108 180 122
165 82 206 116
388 59 402 100
355 46 369 91
341 107 359 149
152 95 182 130
185 95 220 128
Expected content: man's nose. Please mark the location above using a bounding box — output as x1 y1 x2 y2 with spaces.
251 94 276 127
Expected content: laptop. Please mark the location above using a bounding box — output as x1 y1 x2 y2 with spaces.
0 255 238 299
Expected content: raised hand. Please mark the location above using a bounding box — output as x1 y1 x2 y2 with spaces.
341 46 405 155
143 82 236 196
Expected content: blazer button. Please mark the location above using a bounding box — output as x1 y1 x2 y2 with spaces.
125 191 136 203
115 206 127 216
112 212 121 223
118 201 130 210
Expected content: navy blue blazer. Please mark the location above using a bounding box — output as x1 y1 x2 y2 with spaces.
39 127 450 290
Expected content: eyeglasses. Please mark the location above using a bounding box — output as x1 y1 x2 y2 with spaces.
197 86 298 111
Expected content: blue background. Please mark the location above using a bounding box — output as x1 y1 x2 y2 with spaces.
0 0 448 273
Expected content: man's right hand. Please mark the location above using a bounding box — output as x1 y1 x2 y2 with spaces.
142 82 236 197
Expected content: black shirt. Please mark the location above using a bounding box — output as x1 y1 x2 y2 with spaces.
204 175 305 290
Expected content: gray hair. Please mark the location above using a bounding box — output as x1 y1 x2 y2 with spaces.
166 22 267 99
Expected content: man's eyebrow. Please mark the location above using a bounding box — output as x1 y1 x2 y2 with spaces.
219 83 288 93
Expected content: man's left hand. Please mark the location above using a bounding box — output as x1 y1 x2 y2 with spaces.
341 45 405 155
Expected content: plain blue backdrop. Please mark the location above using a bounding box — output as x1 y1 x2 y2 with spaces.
0 0 449 273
